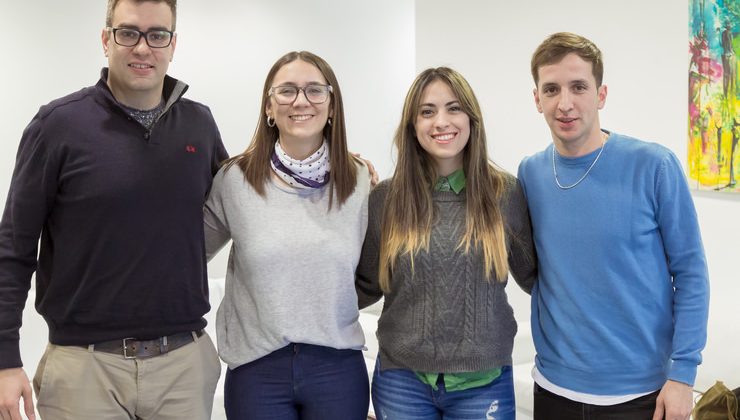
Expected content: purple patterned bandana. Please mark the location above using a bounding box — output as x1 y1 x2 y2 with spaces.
270 140 331 189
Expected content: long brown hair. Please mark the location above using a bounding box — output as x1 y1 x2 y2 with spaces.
224 51 357 208
379 67 510 291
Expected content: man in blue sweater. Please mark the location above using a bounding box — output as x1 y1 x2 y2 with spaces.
0 1 227 419
518 32 709 420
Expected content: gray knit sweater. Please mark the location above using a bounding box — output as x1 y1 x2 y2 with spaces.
205 162 370 369
356 175 536 373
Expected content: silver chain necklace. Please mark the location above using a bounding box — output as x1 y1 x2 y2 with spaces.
552 137 606 190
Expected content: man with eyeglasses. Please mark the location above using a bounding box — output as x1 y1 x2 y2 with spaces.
0 1 226 419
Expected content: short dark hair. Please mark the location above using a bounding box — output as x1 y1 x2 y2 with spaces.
106 0 177 31
531 32 603 86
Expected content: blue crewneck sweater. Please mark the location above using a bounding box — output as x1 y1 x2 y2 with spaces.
517 132 709 395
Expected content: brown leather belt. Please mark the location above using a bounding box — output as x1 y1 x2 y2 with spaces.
85 330 204 359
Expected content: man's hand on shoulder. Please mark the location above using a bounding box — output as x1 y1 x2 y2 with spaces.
350 152 379 187
652 379 692 420
0 368 35 420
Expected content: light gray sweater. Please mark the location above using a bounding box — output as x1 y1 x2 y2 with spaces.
204 162 370 369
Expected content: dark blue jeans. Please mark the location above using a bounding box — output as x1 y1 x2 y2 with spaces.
224 343 369 420
371 360 515 420
533 383 660 420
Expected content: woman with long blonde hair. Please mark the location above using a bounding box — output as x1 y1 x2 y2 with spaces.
356 67 536 419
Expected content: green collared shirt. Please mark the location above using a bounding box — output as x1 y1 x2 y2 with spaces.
414 368 503 392
434 169 466 194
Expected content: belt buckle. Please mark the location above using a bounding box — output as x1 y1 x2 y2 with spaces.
122 337 137 359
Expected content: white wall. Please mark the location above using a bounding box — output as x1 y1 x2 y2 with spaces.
2 0 737 396
416 0 740 392
0 0 415 277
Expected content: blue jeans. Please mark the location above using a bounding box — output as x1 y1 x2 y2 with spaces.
224 343 369 420
372 360 516 420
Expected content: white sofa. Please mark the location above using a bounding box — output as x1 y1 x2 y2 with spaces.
204 278 228 420
19 280 535 420
358 303 381 419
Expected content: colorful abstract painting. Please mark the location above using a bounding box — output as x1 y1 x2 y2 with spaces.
689 0 740 191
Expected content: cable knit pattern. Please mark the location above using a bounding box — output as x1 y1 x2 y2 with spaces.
356 175 536 373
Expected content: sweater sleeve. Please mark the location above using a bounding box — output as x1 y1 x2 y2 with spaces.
203 168 232 262
0 114 60 369
209 115 229 176
504 178 537 294
654 151 709 386
355 182 386 309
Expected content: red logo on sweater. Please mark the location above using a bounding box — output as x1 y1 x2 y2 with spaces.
185 145 197 153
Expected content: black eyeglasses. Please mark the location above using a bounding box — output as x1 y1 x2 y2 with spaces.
268 85 333 105
108 27 174 48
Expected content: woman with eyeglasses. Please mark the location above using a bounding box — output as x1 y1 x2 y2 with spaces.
356 67 537 419
204 51 371 419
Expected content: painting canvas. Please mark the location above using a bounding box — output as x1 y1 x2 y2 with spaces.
689 0 740 191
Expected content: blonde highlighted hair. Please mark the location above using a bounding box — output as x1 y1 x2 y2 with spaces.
379 67 510 292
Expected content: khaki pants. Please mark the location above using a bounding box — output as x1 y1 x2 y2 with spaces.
33 332 221 420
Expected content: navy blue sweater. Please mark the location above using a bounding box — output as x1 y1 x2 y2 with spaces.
0 69 228 368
